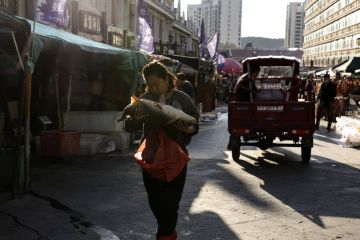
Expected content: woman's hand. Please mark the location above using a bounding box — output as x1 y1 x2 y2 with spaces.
132 106 144 120
174 120 196 134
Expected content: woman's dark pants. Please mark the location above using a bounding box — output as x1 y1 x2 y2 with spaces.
142 166 187 237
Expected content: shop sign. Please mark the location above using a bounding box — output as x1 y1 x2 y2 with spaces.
36 0 70 28
125 31 135 49
79 11 101 35
109 32 123 47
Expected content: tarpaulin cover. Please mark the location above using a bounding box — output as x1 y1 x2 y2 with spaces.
0 11 31 73
23 18 148 105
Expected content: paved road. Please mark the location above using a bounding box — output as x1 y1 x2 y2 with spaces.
1 114 360 240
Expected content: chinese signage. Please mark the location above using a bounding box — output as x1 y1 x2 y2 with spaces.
79 11 101 35
109 32 123 47
36 0 69 28
125 31 135 49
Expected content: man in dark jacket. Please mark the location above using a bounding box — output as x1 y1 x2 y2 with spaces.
315 73 337 131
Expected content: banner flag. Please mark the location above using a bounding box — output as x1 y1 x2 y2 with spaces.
136 0 154 53
199 18 206 58
206 32 218 60
36 0 69 28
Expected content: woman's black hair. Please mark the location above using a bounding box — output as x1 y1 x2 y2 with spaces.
142 61 175 91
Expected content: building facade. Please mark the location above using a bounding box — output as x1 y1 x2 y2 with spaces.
284 2 304 49
187 0 242 49
1 0 198 55
219 0 242 48
303 0 360 68
187 3 201 33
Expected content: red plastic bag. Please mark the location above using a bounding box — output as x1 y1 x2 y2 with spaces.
134 129 190 182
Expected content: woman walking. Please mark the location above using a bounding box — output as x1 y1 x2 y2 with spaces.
124 61 199 239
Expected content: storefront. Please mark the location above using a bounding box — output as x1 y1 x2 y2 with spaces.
0 9 31 195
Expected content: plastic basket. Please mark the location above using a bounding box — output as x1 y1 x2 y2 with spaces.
40 131 81 157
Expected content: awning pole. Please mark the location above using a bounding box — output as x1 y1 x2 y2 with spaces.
24 60 33 194
23 1 37 194
10 30 25 198
10 31 24 71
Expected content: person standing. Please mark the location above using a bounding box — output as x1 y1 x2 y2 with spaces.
227 66 259 150
305 74 315 101
124 61 199 240
232 65 260 101
315 73 336 131
175 72 195 100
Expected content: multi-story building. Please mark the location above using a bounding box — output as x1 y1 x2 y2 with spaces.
303 0 360 68
187 0 242 49
187 3 202 33
284 2 304 49
219 0 242 48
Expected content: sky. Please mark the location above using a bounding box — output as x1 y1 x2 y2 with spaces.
176 0 304 39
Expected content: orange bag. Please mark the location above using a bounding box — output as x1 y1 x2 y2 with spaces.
134 129 190 182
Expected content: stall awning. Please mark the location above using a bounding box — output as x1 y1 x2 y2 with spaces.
5 16 149 103
334 57 360 73
0 11 31 73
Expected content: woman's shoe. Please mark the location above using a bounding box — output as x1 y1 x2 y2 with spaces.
156 230 177 240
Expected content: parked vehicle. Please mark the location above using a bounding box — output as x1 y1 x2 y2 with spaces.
228 56 315 163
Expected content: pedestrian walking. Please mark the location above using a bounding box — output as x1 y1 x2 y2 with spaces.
124 61 199 240
305 74 315 101
315 73 336 131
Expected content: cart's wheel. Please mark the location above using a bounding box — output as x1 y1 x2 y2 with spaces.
231 136 241 161
301 146 311 163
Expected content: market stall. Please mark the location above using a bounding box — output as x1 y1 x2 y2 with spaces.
0 10 31 196
1 11 149 196
162 54 216 112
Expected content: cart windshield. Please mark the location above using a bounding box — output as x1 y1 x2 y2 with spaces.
257 66 294 78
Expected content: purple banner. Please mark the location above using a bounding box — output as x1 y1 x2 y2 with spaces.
36 0 69 28
137 17 154 53
206 32 218 60
136 0 154 53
